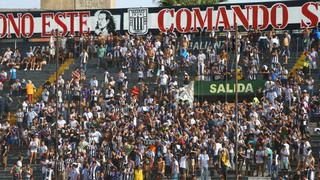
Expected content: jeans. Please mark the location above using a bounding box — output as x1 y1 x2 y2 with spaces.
27 121 32 129
230 153 234 169
271 164 279 179
245 159 253 176
266 159 272 175
81 63 87 71
16 121 24 129
172 173 179 180
97 57 103 68
200 167 208 180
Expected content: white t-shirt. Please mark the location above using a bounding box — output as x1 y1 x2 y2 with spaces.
90 79 98 88
306 79 314 90
198 154 209 168
214 143 222 156
57 119 66 128
138 71 144 78
281 148 290 162
69 120 79 129
27 51 34 58
179 156 187 169
246 148 253 159
17 160 22 167
29 141 38 152
83 112 93 120
58 90 63 103
4 50 13 59
172 159 179 174
284 88 293 100
265 81 275 90
80 52 89 63
90 131 102 144
155 41 161 50
160 74 169 85
197 53 206 62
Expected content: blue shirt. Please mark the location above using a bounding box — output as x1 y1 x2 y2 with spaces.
271 73 277 81
180 49 188 59
10 68 16 80
316 31 320 39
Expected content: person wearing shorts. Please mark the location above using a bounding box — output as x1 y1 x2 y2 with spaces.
29 137 39 164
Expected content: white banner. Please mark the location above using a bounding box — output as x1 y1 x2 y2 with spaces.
176 81 194 105
0 1 319 38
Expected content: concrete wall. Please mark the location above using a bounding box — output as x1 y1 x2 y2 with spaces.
41 0 115 10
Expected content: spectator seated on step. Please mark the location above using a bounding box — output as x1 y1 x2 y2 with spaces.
42 47 51 62
11 47 47 71
1 48 13 65
0 69 7 83
33 47 47 71
24 47 36 71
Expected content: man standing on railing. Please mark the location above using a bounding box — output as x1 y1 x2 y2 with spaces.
80 49 89 72
197 50 206 80
282 31 291 65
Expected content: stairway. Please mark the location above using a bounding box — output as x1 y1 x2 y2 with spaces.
0 144 42 180
290 53 306 76
32 58 74 103
287 52 320 91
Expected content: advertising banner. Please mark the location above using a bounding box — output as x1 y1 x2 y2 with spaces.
0 1 319 38
0 9 121 38
194 80 265 96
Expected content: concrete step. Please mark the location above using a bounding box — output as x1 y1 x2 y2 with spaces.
310 141 320 147
245 177 271 180
311 134 320 141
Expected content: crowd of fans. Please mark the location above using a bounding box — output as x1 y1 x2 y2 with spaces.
0 27 319 180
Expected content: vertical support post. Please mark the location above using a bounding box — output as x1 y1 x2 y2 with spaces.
54 31 60 180
235 31 239 180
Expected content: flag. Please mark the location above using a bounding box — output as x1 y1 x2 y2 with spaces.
236 54 240 63
175 81 194 105
49 36 55 56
